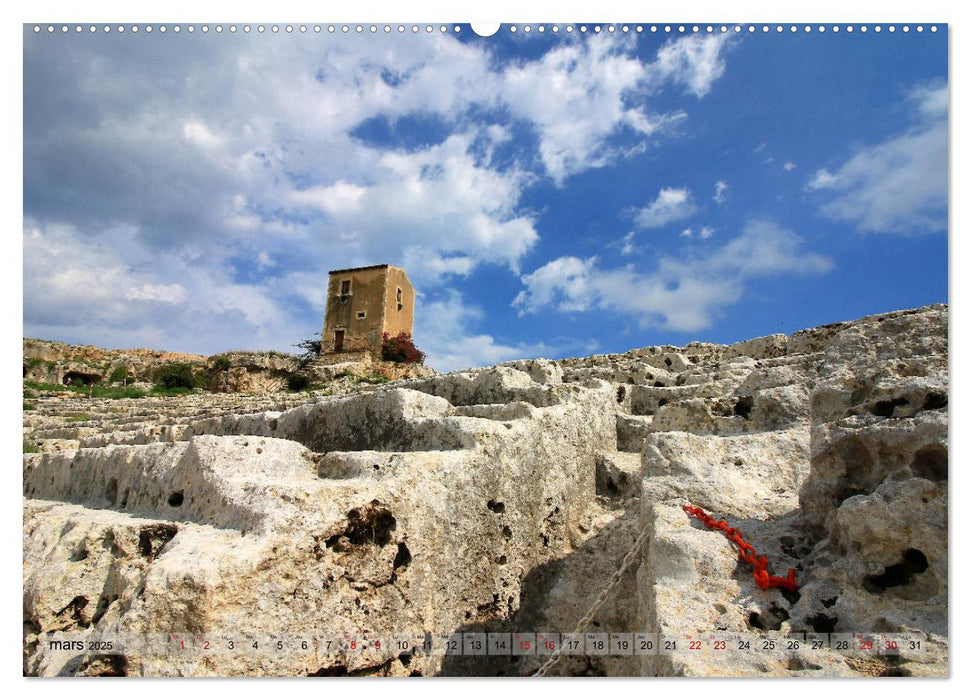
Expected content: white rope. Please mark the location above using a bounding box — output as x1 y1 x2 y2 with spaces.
532 525 650 677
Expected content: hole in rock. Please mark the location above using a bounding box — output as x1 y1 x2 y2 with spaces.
734 396 754 419
57 595 90 627
664 357 672 367
325 504 397 551
921 392 947 411
616 386 626 403
910 444 947 482
167 491 184 507
487 500 506 513
748 604 790 631
822 596 838 608
393 542 412 570
76 654 128 676
104 478 118 505
653 381 665 387
502 526 513 540
808 613 838 633
657 398 668 407
138 523 178 559
862 549 928 593
871 397 908 418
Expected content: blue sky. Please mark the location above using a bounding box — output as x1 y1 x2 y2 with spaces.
22 24 947 371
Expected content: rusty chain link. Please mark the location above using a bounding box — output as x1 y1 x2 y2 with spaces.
681 504 798 592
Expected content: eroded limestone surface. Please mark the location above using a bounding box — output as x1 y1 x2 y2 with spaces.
23 305 948 677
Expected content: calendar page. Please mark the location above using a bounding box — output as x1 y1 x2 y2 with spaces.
21 9 949 681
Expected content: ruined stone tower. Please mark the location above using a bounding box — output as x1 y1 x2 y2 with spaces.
321 264 415 359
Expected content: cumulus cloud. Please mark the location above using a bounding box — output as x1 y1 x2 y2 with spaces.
513 220 832 332
808 82 947 234
416 290 561 372
634 187 697 229
651 32 733 97
500 33 710 183
23 28 735 357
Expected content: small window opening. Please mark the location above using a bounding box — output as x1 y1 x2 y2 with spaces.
340 280 351 295
356 311 366 319
396 286 403 311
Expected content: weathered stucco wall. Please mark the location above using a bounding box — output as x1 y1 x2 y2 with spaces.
321 265 415 356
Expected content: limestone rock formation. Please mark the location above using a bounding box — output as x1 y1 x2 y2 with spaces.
22 305 948 677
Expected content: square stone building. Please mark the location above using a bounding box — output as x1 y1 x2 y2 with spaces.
321 264 415 358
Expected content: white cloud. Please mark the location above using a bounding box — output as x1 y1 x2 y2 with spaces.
23 219 298 354
699 226 715 239
634 187 696 229
783 162 797 172
500 35 663 184
808 83 947 234
23 30 737 357
680 228 693 238
713 179 729 204
619 232 638 255
125 284 187 304
651 33 733 97
514 220 832 332
289 134 538 279
416 290 559 372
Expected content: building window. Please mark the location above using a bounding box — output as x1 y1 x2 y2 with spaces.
340 280 351 295
396 286 403 311
356 311 366 319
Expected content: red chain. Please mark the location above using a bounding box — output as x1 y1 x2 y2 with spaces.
682 504 798 592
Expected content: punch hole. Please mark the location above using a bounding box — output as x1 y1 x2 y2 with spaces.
524 25 532 33
539 25 546 32
903 26 911 32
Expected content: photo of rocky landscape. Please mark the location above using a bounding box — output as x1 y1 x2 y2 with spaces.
22 19 948 679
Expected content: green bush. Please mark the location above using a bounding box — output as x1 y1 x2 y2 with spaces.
211 356 231 372
23 440 40 454
287 373 311 391
153 363 199 390
23 401 35 411
27 357 45 368
108 366 130 383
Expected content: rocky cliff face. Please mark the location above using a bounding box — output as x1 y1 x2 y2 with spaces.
22 305 948 677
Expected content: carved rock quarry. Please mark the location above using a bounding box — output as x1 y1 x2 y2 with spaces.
23 305 948 676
